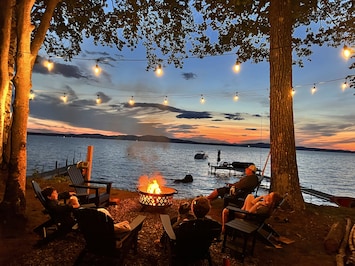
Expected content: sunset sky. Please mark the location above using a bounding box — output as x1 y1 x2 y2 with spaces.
29 38 355 152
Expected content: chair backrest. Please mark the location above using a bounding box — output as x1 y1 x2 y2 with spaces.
174 218 221 260
75 208 116 254
67 165 87 195
31 180 48 209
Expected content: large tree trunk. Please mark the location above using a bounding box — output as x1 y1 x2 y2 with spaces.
0 0 14 167
1 0 35 219
269 0 304 211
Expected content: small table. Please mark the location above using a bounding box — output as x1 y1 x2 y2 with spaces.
222 219 259 261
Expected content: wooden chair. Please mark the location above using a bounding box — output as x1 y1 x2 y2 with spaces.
222 193 287 261
160 214 222 266
223 175 264 208
31 180 72 241
74 208 146 264
67 165 112 207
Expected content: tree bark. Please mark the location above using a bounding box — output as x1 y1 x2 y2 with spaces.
269 0 304 211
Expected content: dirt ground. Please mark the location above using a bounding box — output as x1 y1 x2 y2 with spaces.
1 176 355 266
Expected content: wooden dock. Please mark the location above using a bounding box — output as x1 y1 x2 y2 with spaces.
27 164 73 179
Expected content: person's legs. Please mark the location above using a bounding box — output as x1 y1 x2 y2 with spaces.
221 208 229 233
207 187 229 200
241 194 255 211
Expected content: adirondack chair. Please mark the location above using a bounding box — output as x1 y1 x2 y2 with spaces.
67 165 112 207
160 214 222 266
223 175 264 208
31 180 74 241
74 208 146 264
222 193 287 261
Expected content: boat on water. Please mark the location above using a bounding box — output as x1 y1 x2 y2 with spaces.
194 151 208 160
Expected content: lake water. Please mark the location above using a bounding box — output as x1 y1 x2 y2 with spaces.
27 135 355 206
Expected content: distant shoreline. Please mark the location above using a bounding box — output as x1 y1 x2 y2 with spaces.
27 131 355 154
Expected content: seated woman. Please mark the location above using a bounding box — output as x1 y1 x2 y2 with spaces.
221 191 280 233
41 186 80 231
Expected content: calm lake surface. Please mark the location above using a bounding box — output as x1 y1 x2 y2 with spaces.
27 135 355 206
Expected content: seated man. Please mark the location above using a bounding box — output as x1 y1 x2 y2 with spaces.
207 164 259 201
221 191 280 233
173 196 222 261
41 186 80 231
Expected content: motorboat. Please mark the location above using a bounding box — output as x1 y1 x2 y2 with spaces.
194 151 208 160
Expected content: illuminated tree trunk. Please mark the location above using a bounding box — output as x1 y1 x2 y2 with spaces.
269 0 304 210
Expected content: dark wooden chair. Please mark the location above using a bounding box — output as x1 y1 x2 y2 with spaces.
160 214 222 266
67 165 112 207
31 180 73 241
74 208 146 264
223 175 264 208
222 193 287 261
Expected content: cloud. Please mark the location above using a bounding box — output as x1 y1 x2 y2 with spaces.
224 113 245 120
181 72 197 80
33 56 87 79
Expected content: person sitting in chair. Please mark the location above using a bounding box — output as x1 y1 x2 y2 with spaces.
207 164 259 201
41 186 80 231
221 191 280 233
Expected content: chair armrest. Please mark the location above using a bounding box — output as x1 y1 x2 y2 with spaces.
69 184 100 191
160 214 176 241
129 215 146 231
83 180 112 194
226 205 250 215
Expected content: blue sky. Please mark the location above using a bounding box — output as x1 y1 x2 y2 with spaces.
29 39 355 152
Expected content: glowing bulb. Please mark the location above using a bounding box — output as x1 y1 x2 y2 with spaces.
155 64 163 77
62 93 67 103
343 45 352 59
46 59 53 71
200 94 205 104
233 62 241 73
29 90 35 100
129 96 135 105
233 92 239 101
342 81 348 91
163 96 168 105
96 94 101 104
311 85 316 95
291 88 296 97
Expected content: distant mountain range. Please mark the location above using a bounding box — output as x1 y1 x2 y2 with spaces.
27 132 354 154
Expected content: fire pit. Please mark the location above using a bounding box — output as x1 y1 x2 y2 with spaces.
138 186 177 207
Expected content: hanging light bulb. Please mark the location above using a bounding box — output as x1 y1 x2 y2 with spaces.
233 92 239 101
62 93 67 103
46 58 53 71
94 60 101 75
96 94 101 104
155 64 163 77
200 94 205 104
163 96 168 105
342 81 348 91
233 61 241 73
311 84 317 95
129 96 135 105
29 90 35 100
291 88 296 97
342 45 353 59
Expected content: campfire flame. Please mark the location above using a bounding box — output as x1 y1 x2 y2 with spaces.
138 172 166 194
147 179 161 194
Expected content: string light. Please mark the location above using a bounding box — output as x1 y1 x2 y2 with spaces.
155 64 163 77
233 61 241 73
96 94 101 104
291 87 296 97
200 94 205 104
61 93 67 103
29 90 35 100
233 92 239 101
311 84 317 95
342 45 354 59
94 60 101 75
163 96 168 105
129 96 135 105
43 58 53 71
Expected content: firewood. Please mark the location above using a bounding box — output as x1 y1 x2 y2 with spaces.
324 221 345 254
